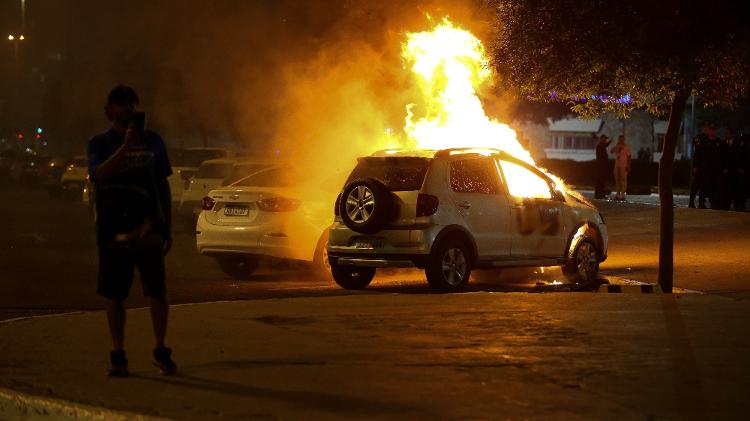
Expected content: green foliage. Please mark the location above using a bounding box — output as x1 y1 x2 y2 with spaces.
489 0 750 115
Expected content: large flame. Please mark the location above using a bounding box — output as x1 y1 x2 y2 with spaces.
401 18 563 198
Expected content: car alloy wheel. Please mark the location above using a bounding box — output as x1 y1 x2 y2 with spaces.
575 241 598 281
441 247 467 286
345 185 376 224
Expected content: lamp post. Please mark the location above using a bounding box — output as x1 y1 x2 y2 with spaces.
7 34 25 137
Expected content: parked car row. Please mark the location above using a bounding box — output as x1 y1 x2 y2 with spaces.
194 147 609 292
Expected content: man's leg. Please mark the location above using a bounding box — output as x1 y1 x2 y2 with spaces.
105 298 126 351
149 294 169 349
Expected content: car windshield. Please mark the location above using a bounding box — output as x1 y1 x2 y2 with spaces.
347 157 431 191
196 162 233 179
174 149 227 167
233 167 301 188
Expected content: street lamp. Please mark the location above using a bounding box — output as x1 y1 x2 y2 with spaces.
7 34 25 135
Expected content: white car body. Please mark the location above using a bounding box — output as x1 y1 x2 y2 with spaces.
60 155 88 197
168 147 230 202
327 148 608 291
179 158 236 218
196 165 339 276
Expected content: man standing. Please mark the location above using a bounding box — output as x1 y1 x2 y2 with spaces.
610 135 631 201
725 129 749 211
87 86 176 377
594 134 611 199
702 123 725 209
689 122 710 208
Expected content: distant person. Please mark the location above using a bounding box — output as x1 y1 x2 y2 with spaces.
726 131 749 211
610 135 631 201
689 122 710 208
87 85 176 377
594 134 611 199
702 122 725 209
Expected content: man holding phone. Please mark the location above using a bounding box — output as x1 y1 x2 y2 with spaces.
87 85 175 376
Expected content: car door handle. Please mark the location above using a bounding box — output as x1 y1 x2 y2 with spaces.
458 201 472 209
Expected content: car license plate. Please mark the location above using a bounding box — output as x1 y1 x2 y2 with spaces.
354 239 381 249
223 205 249 216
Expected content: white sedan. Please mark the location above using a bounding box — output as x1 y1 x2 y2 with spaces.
196 165 340 279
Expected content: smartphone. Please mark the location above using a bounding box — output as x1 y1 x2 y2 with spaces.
131 112 146 133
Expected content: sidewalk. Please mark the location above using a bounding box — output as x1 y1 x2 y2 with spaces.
1 292 748 420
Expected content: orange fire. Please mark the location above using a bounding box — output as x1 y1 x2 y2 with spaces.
401 18 565 198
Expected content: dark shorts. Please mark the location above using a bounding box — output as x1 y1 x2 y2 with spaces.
97 241 166 301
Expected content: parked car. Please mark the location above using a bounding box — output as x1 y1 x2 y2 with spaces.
222 159 276 186
167 147 230 202
9 153 50 184
196 165 340 279
40 156 69 196
327 148 608 292
0 149 19 176
60 155 89 199
178 158 236 223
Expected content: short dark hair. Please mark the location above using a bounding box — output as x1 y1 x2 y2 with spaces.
107 85 139 106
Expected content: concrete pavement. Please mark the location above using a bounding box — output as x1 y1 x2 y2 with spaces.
2 292 749 420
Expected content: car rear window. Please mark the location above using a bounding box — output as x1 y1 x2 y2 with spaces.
196 162 233 179
223 163 272 185
233 167 301 188
347 157 431 191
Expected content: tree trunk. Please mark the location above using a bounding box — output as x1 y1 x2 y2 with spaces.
658 89 690 293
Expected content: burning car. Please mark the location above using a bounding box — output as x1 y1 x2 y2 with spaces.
327 148 608 292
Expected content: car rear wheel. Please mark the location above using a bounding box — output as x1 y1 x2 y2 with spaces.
313 230 332 280
562 239 599 288
217 255 258 279
426 239 472 292
330 262 376 289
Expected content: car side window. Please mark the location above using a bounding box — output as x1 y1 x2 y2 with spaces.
498 160 552 199
450 158 500 194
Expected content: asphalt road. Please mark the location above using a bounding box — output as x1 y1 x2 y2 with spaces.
1 180 748 321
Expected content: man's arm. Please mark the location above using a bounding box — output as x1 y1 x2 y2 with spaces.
94 128 138 183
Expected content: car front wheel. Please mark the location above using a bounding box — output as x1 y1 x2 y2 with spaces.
562 239 599 288
330 262 376 289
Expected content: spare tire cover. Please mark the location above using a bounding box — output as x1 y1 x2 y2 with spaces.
339 178 395 234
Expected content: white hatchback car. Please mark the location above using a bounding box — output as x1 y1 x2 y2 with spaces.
168 147 230 202
327 148 608 292
196 165 339 279
178 158 236 222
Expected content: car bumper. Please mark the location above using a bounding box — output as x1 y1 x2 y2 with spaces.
195 213 312 261
598 223 609 262
326 222 442 269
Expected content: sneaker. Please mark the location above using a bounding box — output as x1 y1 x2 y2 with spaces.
153 347 177 375
107 350 129 377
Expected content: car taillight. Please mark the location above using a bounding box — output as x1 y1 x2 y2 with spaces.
202 196 216 210
334 193 341 217
257 197 300 212
416 193 439 217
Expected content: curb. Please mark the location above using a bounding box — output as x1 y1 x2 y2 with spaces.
0 387 167 421
597 284 660 293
